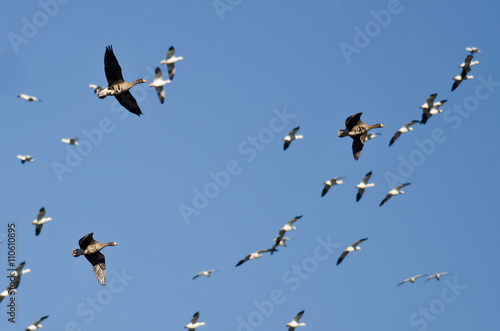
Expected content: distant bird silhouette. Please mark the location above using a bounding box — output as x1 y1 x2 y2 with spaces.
25 315 48 331
465 47 481 54
380 183 411 206
236 249 273 267
0 286 16 303
61 138 79 145
286 310 306 330
12 261 31 289
337 238 368 265
283 127 303 150
18 94 41 102
149 67 171 104
273 215 303 250
161 46 183 80
452 55 475 91
321 177 344 197
398 274 426 286
425 272 449 282
338 113 384 160
185 311 205 330
17 155 35 164
192 270 216 280
389 120 419 146
355 171 375 201
31 207 52 236
89 84 105 95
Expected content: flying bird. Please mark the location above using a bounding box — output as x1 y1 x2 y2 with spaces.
283 127 303 150
61 138 79 145
97 45 147 116
338 112 384 160
0 286 16 303
185 312 205 330
274 215 303 248
25 315 48 331
380 183 411 206
365 132 381 142
273 236 292 247
421 100 447 124
72 233 118 285
89 84 105 95
389 120 419 146
18 94 41 102
321 177 344 197
337 238 368 265
236 249 273 267
355 171 375 201
161 46 184 80
11 261 31 289
398 274 426 286
465 47 481 54
31 207 52 236
192 270 216 280
425 272 449 282
419 93 437 110
286 310 306 331
17 155 35 164
452 55 474 91
149 67 171 104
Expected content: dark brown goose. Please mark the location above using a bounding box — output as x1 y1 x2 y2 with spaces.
97 45 147 116
338 112 384 160
72 233 118 286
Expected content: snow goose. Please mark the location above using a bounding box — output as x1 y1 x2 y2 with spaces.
185 312 205 330
459 54 479 68
380 183 411 206
398 274 426 286
421 100 447 125
337 238 368 265
283 127 303 150
425 272 449 282
18 94 41 102
31 207 52 236
465 47 481 54
452 55 474 91
236 249 273 267
274 215 303 246
25 315 48 331
17 155 34 164
286 310 306 330
161 46 183 80
89 84 105 95
149 67 171 104
72 233 118 286
321 177 344 197
419 93 437 110
0 286 16 303
192 270 216 280
12 261 31 289
274 236 292 247
365 132 380 142
355 171 375 201
389 120 419 146
338 113 384 160
97 46 147 116
61 138 79 145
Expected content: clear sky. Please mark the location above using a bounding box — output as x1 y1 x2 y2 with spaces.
1 1 499 330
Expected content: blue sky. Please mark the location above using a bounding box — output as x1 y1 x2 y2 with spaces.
1 1 499 330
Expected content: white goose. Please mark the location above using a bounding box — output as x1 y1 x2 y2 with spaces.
61 138 79 145
12 261 31 289
452 55 474 91
149 67 171 104
364 132 380 142
236 249 273 267
398 274 426 286
161 46 183 80
421 99 447 125
0 286 16 303
337 238 368 265
380 183 411 206
18 94 41 102
286 310 306 330
192 270 216 280
355 171 375 202
17 155 35 164
389 120 419 146
31 207 52 236
89 84 105 95
420 93 437 110
273 236 292 247
425 272 449 282
321 177 344 197
274 215 303 246
465 47 481 54
185 312 205 330
283 127 303 150
25 315 48 331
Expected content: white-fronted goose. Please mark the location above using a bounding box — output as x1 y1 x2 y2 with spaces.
192 269 216 280
389 120 419 146
421 99 447 125
355 171 375 202
321 177 344 197
380 183 411 206
61 138 79 145
0 286 16 303
18 94 41 102
89 84 105 95
398 274 426 286
72 233 118 285
31 207 52 236
161 46 183 80
338 113 384 160
236 249 273 267
425 272 449 282
283 127 303 150
286 310 306 330
25 315 48 331
149 67 171 104
17 155 34 164
185 312 205 330
452 55 474 91
97 46 147 116
337 238 368 265
466 47 481 54
12 261 31 289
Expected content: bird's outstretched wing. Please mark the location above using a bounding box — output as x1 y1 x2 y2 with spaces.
104 45 124 85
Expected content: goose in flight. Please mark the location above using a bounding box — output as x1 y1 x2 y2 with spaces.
236 249 273 267
337 238 368 265
452 55 474 91
389 120 419 146
61 138 79 145
321 177 344 197
149 67 171 104
338 112 384 160
421 99 447 125
0 286 16 303
355 171 375 202
31 207 52 236
283 127 303 150
89 84 105 95
459 54 479 68
274 215 303 248
97 45 147 116
161 46 183 80
365 132 380 142
465 47 481 54
273 236 292 247
18 94 41 102
25 315 49 331
192 270 216 280
185 312 205 330
380 183 411 206
398 274 426 286
12 261 31 289
17 155 35 164
72 233 118 285
419 93 437 110
286 310 306 330
425 272 449 282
